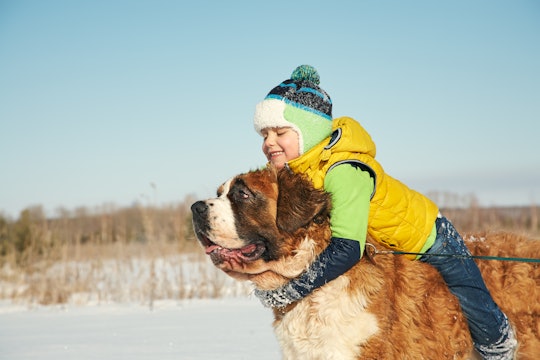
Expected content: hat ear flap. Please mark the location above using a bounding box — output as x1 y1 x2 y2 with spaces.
275 169 330 233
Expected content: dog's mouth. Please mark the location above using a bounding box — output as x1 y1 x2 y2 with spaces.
197 232 266 265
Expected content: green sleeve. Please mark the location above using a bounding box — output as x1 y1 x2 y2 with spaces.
323 164 374 256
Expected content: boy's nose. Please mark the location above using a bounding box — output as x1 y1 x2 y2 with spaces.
264 132 277 145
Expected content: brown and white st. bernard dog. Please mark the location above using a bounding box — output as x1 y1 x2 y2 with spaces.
191 167 540 359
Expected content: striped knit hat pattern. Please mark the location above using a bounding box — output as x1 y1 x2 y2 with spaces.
254 65 333 155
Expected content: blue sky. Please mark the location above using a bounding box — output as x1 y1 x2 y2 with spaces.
1 0 539 218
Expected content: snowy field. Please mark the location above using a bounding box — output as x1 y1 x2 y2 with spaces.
0 250 282 359
0 297 281 360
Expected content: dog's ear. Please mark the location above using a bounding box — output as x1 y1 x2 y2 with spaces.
276 169 331 233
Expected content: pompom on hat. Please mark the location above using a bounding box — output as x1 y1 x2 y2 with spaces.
254 65 333 155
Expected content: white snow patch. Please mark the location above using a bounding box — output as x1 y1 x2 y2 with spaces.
0 297 281 359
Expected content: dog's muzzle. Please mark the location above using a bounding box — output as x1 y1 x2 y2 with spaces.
190 201 266 265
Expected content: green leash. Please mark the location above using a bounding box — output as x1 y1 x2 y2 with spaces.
365 244 540 263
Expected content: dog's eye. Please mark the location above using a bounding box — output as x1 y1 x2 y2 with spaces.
233 188 250 201
231 185 252 202
228 179 254 203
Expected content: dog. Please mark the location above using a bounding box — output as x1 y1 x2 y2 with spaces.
191 167 540 359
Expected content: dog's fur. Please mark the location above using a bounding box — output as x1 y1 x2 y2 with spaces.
191 167 540 359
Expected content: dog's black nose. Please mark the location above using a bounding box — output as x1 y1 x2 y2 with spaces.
191 201 208 217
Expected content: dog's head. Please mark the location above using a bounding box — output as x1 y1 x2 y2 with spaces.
191 167 331 286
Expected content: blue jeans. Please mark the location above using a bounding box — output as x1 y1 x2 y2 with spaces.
420 216 512 357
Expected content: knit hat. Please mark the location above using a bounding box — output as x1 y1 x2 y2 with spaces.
254 65 333 155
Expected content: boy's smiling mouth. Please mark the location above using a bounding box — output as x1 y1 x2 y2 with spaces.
268 150 284 159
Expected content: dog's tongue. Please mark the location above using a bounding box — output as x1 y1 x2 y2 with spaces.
207 243 261 265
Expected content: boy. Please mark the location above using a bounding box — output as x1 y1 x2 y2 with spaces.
252 65 517 359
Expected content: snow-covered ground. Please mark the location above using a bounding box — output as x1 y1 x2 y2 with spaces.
0 297 281 359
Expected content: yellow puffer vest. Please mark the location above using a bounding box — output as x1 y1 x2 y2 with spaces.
287 116 439 258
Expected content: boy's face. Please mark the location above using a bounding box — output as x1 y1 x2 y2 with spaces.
261 127 300 169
